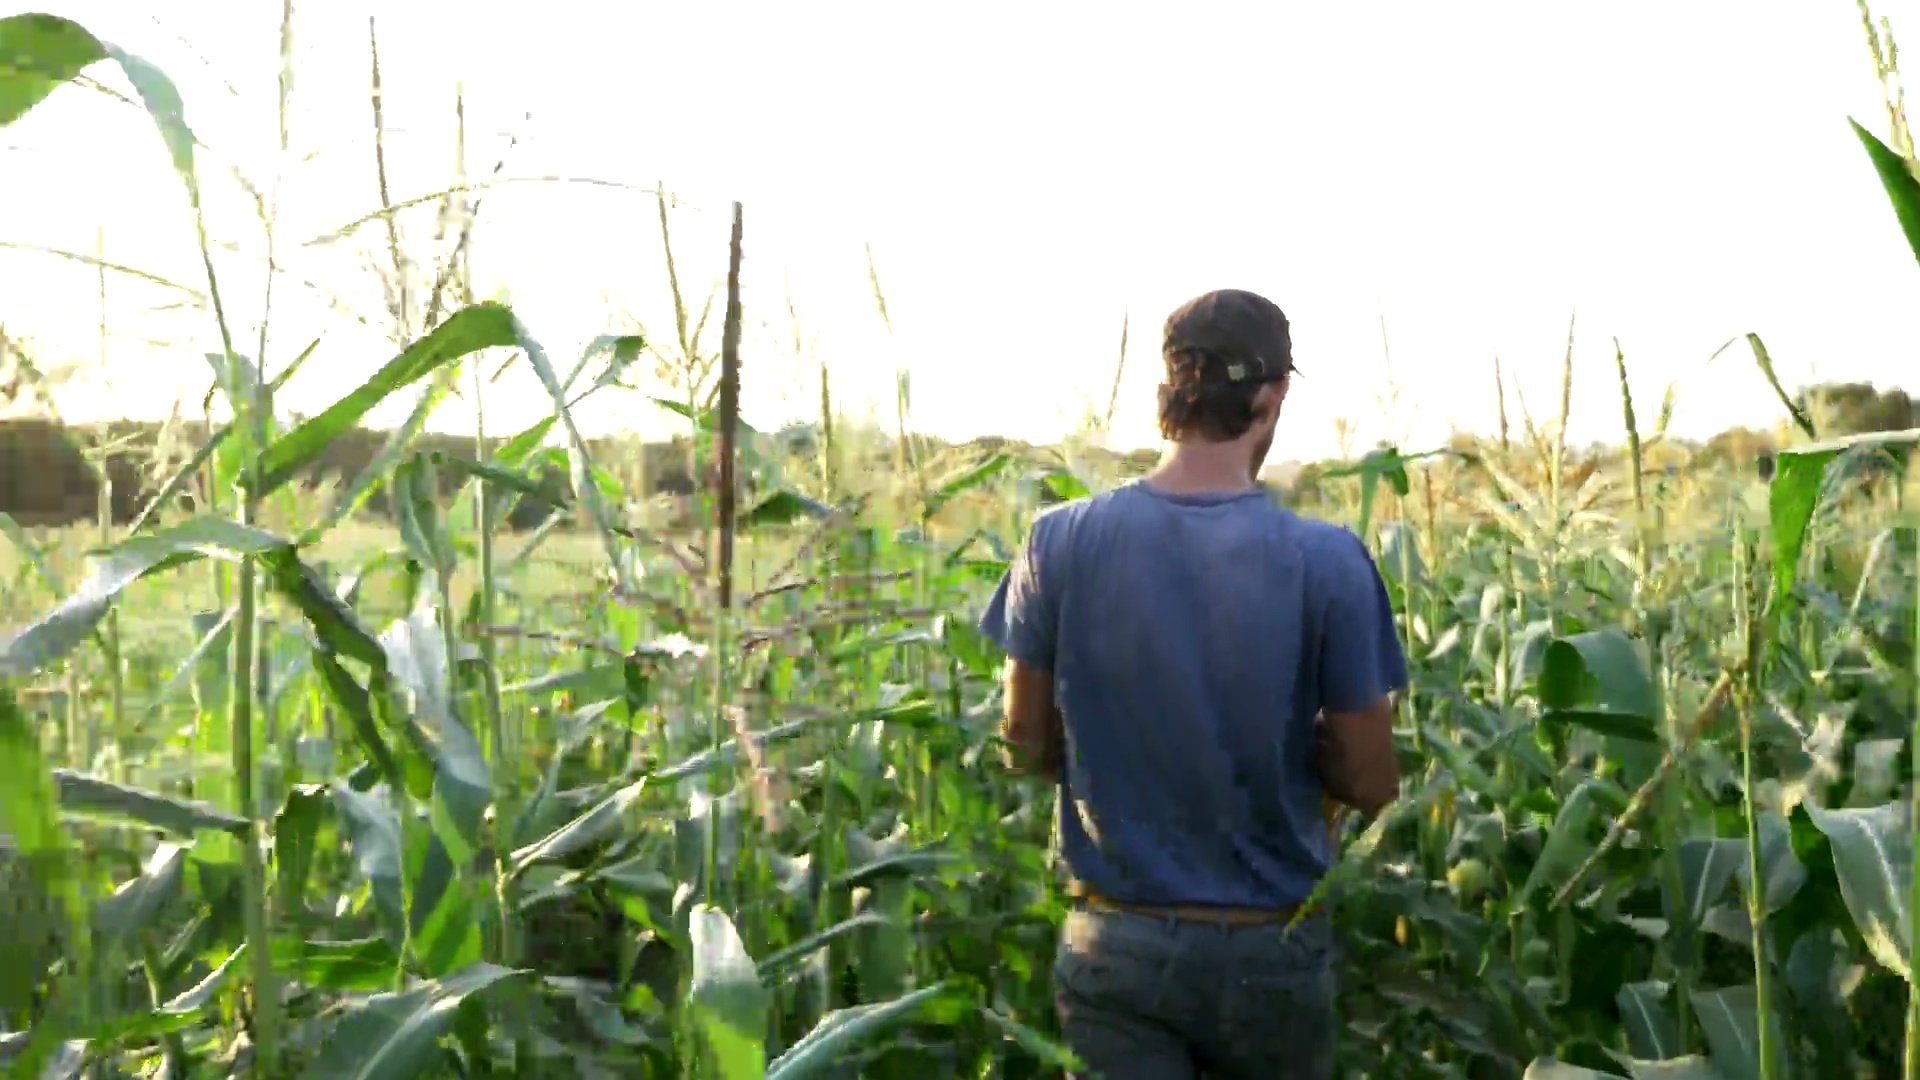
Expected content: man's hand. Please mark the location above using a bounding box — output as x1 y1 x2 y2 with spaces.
999 657 1064 780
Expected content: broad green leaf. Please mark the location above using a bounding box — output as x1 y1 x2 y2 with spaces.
1767 428 1920 606
1852 118 1920 267
1688 984 1780 1080
251 303 520 497
1039 468 1091 502
1673 839 1742 928
313 651 411 796
53 770 247 836
0 690 85 1070
0 15 195 185
1537 628 1659 741
508 778 645 878
1784 927 1859 1076
307 961 524 1080
1616 981 1679 1060
754 914 891 981
741 489 834 528
331 782 406 942
274 784 330 919
1514 780 1601 909
112 941 247 1039
687 904 770 1080
1803 800 1911 978
93 841 188 950
0 517 289 677
301 372 458 543
273 936 401 992
568 333 648 398
767 983 961 1078
379 599 490 863
922 453 1012 520
977 1006 1082 1071
521 318 631 581
0 14 102 124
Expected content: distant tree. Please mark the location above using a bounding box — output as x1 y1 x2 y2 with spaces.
1793 381 1915 499
1796 382 1916 437
1699 425 1779 473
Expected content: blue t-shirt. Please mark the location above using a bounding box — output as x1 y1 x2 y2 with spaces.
978 479 1409 909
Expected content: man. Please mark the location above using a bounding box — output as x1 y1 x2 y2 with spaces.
978 288 1407 1079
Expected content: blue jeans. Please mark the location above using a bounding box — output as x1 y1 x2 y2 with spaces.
1052 905 1338 1079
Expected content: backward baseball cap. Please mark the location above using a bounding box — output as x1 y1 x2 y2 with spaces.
1162 288 1297 383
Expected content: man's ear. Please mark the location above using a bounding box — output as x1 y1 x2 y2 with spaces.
1258 377 1289 419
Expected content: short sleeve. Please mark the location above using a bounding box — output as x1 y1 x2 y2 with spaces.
978 514 1060 668
1318 530 1410 712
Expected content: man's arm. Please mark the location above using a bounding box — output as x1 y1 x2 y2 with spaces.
1316 531 1411 821
975 513 1064 780
1319 695 1400 818
999 657 1065 780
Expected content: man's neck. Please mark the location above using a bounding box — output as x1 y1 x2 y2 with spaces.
1148 443 1262 496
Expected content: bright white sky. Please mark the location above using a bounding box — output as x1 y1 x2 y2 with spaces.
2 1 1916 463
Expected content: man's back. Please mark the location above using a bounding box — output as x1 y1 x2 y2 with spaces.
980 478 1407 910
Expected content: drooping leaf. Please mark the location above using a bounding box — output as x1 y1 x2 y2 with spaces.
1673 839 1742 929
1688 983 1780 1080
92 841 189 952
307 961 524 1080
1616 981 1680 1061
1514 780 1601 910
379 599 490 863
0 14 195 186
0 517 290 677
1767 428 1920 607
687 904 770 1080
740 490 834 529
922 453 1012 521
330 782 406 944
767 983 962 1078
508 778 645 878
1852 118 1920 268
250 303 521 497
1803 800 1911 978
1537 628 1659 742
977 1005 1083 1071
53 771 247 836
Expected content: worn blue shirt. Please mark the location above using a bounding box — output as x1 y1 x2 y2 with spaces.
979 479 1409 909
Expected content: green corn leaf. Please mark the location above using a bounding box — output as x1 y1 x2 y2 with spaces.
687 904 770 1080
1803 801 1911 979
768 983 962 1078
922 453 1012 521
307 961 524 1080
251 303 520 498
1851 118 1920 268
1767 428 1920 608
1537 628 1660 742
0 517 290 677
53 771 247 836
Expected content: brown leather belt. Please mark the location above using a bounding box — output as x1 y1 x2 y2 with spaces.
1076 890 1304 926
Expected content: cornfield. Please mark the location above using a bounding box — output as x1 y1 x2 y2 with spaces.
1 6 1918 1079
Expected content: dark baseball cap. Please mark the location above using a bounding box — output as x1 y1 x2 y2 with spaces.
1162 289 1296 383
